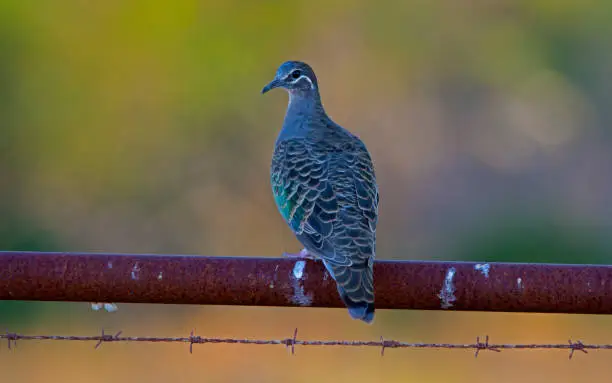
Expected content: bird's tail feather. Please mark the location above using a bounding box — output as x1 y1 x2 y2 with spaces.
324 261 375 323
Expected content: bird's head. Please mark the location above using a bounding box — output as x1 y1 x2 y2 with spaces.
261 61 319 95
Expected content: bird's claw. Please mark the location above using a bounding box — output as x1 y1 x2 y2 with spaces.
282 248 315 260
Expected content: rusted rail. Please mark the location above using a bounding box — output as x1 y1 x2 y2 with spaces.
0 251 611 314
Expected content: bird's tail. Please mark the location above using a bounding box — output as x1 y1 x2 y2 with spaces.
324 261 375 323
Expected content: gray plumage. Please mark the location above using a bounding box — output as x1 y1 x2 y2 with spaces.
262 61 379 323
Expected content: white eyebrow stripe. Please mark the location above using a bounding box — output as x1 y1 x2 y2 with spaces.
287 74 316 89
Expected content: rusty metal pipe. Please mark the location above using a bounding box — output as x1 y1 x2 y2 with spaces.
0 251 611 314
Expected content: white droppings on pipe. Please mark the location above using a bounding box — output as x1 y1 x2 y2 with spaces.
103 303 119 312
289 260 312 306
293 261 305 279
91 302 118 312
157 272 163 281
269 265 279 288
474 263 490 278
131 263 140 280
439 267 457 309
517 277 523 290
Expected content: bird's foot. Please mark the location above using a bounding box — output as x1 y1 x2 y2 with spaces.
282 248 316 260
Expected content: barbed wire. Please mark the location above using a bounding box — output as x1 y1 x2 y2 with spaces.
0 329 605 359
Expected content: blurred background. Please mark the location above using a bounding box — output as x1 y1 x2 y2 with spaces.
1 0 612 381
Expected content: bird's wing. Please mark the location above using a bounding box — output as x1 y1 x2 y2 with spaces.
271 138 339 258
271 136 379 267
320 136 379 313
325 137 379 266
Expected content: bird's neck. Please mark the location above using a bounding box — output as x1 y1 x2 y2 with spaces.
281 90 326 133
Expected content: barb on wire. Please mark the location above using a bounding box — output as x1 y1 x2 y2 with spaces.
189 330 197 354
0 330 610 359
5 331 17 350
474 335 501 358
380 336 401 356
568 339 588 360
284 328 298 355
94 329 123 349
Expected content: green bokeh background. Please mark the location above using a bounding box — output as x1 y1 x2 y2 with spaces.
1 1 612 382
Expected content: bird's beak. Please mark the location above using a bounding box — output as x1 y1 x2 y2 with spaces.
261 78 282 94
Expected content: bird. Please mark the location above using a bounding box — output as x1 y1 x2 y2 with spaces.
261 61 379 323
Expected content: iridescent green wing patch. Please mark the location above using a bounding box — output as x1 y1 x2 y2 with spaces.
271 139 338 238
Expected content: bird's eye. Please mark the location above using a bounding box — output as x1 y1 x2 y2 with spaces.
291 70 301 79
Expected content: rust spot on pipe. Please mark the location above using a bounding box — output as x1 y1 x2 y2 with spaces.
0 251 611 314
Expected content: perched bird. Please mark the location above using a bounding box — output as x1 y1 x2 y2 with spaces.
262 61 379 323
